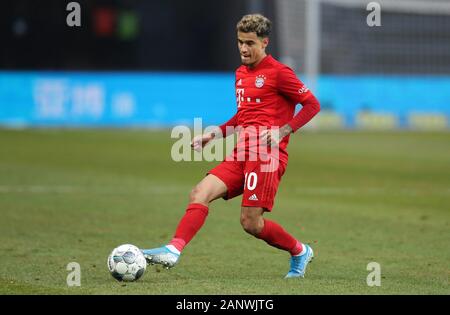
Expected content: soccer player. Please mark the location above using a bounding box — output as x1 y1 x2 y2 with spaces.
142 14 320 278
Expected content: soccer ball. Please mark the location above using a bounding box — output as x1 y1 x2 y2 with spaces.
107 244 147 282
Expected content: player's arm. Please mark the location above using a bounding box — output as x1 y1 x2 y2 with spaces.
286 93 320 133
191 113 238 151
280 67 320 133
265 95 320 145
262 67 320 146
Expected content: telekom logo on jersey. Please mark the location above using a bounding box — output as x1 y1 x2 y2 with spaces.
236 89 262 108
236 88 244 107
171 118 280 173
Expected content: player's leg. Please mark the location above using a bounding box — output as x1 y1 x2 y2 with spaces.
240 206 303 255
241 160 313 278
141 174 227 268
240 206 313 278
167 174 228 252
188 173 228 205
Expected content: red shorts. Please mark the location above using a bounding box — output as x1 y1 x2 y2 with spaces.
208 158 287 211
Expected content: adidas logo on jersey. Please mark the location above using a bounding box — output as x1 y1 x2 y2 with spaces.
248 194 258 201
237 79 242 86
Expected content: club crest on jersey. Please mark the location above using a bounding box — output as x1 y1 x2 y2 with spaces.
255 75 266 88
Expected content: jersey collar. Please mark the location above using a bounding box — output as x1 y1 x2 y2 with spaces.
246 54 272 71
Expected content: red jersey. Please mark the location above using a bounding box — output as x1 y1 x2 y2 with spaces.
220 55 320 165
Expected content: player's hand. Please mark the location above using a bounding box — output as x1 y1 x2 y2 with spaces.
260 125 292 147
260 129 280 147
191 133 215 152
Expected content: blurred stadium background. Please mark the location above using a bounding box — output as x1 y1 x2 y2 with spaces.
1 0 449 129
1 0 449 295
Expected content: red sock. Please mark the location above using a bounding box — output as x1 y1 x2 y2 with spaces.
168 203 209 252
257 219 303 256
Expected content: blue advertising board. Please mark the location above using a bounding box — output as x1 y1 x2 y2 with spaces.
0 71 448 128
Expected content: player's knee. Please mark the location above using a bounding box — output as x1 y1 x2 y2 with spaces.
240 215 260 236
189 186 209 205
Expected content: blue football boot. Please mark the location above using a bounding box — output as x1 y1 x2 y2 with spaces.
285 244 314 278
141 245 180 269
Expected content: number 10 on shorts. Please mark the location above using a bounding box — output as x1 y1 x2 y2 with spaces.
245 172 258 191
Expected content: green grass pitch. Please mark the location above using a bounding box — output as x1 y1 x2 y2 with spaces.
0 129 448 294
